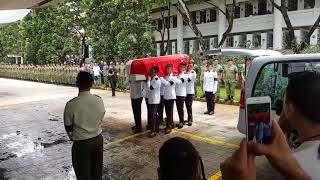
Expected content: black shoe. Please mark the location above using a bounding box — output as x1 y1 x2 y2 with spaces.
187 121 193 126
165 128 172 134
149 132 157 138
177 123 184 129
209 111 214 115
204 111 210 114
134 127 143 133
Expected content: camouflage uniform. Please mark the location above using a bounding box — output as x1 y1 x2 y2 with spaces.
224 65 238 100
213 64 224 100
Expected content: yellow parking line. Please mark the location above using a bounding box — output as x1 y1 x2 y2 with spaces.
103 131 147 149
172 130 239 149
208 170 222 180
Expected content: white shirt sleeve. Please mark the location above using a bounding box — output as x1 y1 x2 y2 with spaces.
213 72 218 93
160 77 170 86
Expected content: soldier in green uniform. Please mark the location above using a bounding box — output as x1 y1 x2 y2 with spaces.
223 59 238 103
240 58 252 88
213 58 224 101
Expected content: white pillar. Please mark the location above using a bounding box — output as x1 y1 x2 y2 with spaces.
252 0 259 15
218 1 226 47
233 35 240 47
170 17 174 28
298 0 304 10
240 2 245 18
273 0 283 50
15 57 18 64
210 38 215 49
261 33 268 49
246 34 254 48
21 57 24 64
189 40 194 54
177 13 184 54
157 43 161 56
172 41 176 54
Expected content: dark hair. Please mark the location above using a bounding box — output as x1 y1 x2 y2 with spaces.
286 71 320 123
206 62 212 67
166 64 173 68
159 137 199 180
151 66 159 73
76 71 94 88
180 61 187 66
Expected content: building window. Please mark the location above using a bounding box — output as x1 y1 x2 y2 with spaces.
305 0 315 9
158 19 163 30
165 17 170 29
167 41 172 55
209 9 217 22
253 34 262 48
288 0 298 11
245 3 253 17
226 36 234 47
235 5 241 19
173 16 177 28
184 41 190 55
258 0 267 15
203 39 210 50
200 10 206 23
191 11 197 24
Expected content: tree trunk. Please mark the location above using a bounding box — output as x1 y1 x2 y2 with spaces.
218 0 236 47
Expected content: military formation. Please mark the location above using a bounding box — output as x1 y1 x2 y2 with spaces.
0 64 79 85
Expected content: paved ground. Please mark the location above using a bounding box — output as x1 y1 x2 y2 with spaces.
0 78 243 180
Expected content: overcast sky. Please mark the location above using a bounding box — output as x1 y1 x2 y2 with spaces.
0 9 30 25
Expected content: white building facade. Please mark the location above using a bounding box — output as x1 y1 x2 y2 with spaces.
151 0 320 56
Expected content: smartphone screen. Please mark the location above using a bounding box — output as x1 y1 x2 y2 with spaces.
247 103 271 144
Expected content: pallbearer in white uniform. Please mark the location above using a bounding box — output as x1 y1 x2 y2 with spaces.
203 63 218 115
185 63 197 126
160 64 179 134
175 62 188 129
130 80 143 133
147 66 162 137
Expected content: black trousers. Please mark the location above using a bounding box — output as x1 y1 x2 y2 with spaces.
205 92 216 112
176 96 186 123
145 98 150 128
164 99 175 129
131 97 143 128
157 96 164 122
110 81 117 96
72 134 103 180
148 104 159 133
185 94 194 122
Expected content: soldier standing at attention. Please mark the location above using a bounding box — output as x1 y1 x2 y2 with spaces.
213 58 224 101
185 63 197 126
147 66 162 137
64 71 106 180
130 79 144 133
175 62 188 129
224 59 238 103
203 63 218 115
160 64 178 134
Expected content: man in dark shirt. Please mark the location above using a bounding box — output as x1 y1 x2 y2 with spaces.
99 61 105 84
108 62 118 97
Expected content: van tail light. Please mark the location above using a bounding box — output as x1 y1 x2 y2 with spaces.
239 89 245 109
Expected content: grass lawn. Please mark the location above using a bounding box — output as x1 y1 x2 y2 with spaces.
196 86 241 102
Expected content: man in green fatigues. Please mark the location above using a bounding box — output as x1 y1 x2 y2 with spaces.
213 58 224 101
224 59 238 103
240 58 252 88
